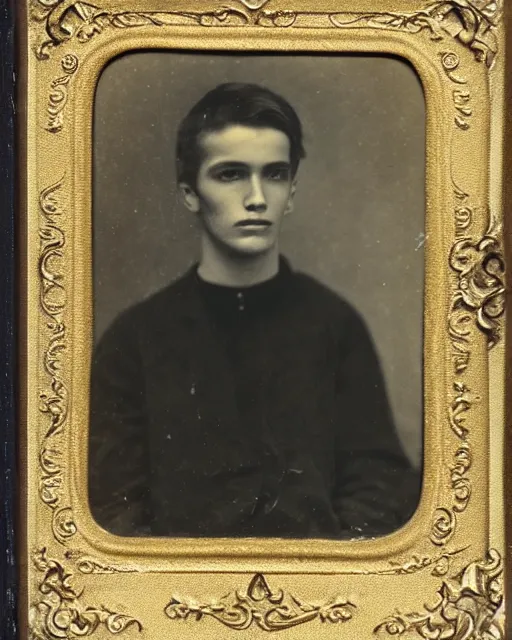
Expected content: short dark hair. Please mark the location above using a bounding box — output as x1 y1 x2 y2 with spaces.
176 83 306 188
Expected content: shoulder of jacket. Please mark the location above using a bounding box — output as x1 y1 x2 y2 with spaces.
135 270 194 312
292 271 360 319
99 269 195 340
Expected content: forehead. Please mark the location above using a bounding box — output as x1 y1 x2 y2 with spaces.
198 125 291 168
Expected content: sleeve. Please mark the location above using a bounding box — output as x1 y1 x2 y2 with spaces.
333 307 421 537
88 312 152 536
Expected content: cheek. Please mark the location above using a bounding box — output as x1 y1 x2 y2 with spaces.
266 183 293 207
201 184 243 216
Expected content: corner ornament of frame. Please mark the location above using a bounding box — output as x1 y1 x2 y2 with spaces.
330 0 502 67
165 573 355 632
31 0 269 58
29 548 143 639
374 549 504 639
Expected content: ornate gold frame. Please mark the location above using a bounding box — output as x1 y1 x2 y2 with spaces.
19 1 509 638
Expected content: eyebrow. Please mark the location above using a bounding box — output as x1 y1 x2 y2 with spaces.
207 160 291 172
208 162 247 172
265 161 292 170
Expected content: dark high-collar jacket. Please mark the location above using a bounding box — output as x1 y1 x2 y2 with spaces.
89 259 419 538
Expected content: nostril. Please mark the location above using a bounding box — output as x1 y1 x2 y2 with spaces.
246 202 267 213
247 204 267 213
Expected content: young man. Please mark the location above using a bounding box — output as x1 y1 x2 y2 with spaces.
89 83 419 538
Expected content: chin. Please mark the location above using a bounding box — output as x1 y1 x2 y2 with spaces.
229 240 275 257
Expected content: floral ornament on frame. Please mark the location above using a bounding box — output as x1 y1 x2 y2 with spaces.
31 0 502 67
329 0 502 66
374 549 504 639
29 548 142 639
38 174 80 547
165 573 356 632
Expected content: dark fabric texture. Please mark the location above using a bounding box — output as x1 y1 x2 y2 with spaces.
89 258 420 538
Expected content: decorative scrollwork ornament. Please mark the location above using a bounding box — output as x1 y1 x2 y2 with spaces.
30 549 142 639
165 573 356 632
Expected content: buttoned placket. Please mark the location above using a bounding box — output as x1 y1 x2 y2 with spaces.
237 291 245 312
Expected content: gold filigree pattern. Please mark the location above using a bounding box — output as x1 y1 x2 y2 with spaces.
431 383 473 545
448 179 505 377
440 52 473 129
449 306 472 373
450 443 472 511
441 51 467 83
430 507 457 546
76 559 136 574
39 448 62 508
443 392 473 536
239 0 270 8
450 223 505 349
374 549 504 638
256 10 298 27
453 88 472 130
449 181 473 372
64 550 142 575
65 548 464 577
330 0 502 66
39 330 67 438
30 549 142 639
39 177 77 545
33 1 257 57
386 548 467 577
109 8 248 28
39 176 68 514
449 381 471 439
165 573 355 632
449 178 473 370
52 507 78 545
39 177 68 439
33 0 503 64
46 53 79 133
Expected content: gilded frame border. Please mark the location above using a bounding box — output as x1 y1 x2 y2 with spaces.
19 1 508 638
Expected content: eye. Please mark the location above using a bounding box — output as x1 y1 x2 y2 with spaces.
214 168 246 182
265 166 290 181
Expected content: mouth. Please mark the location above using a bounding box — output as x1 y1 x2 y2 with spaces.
235 219 272 228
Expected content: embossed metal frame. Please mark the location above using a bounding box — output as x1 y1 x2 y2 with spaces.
19 1 508 638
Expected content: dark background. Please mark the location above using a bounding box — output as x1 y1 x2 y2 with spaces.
94 52 425 467
0 0 17 637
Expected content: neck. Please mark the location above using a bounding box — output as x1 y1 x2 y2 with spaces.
198 236 279 287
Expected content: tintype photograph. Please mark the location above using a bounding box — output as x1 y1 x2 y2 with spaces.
88 53 425 540
19 1 509 637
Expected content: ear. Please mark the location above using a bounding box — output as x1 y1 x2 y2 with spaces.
284 179 297 216
179 182 200 213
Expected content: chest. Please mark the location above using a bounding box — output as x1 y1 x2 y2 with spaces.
141 312 339 440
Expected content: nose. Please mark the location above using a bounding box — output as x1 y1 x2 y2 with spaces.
244 175 267 213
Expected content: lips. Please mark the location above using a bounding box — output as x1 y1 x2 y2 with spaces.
235 219 272 227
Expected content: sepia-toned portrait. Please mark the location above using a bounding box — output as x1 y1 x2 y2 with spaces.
88 53 425 539
18 1 508 636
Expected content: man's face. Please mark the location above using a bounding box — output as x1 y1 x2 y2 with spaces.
181 125 296 257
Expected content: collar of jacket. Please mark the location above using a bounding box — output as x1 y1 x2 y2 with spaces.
198 255 292 316
176 255 294 321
